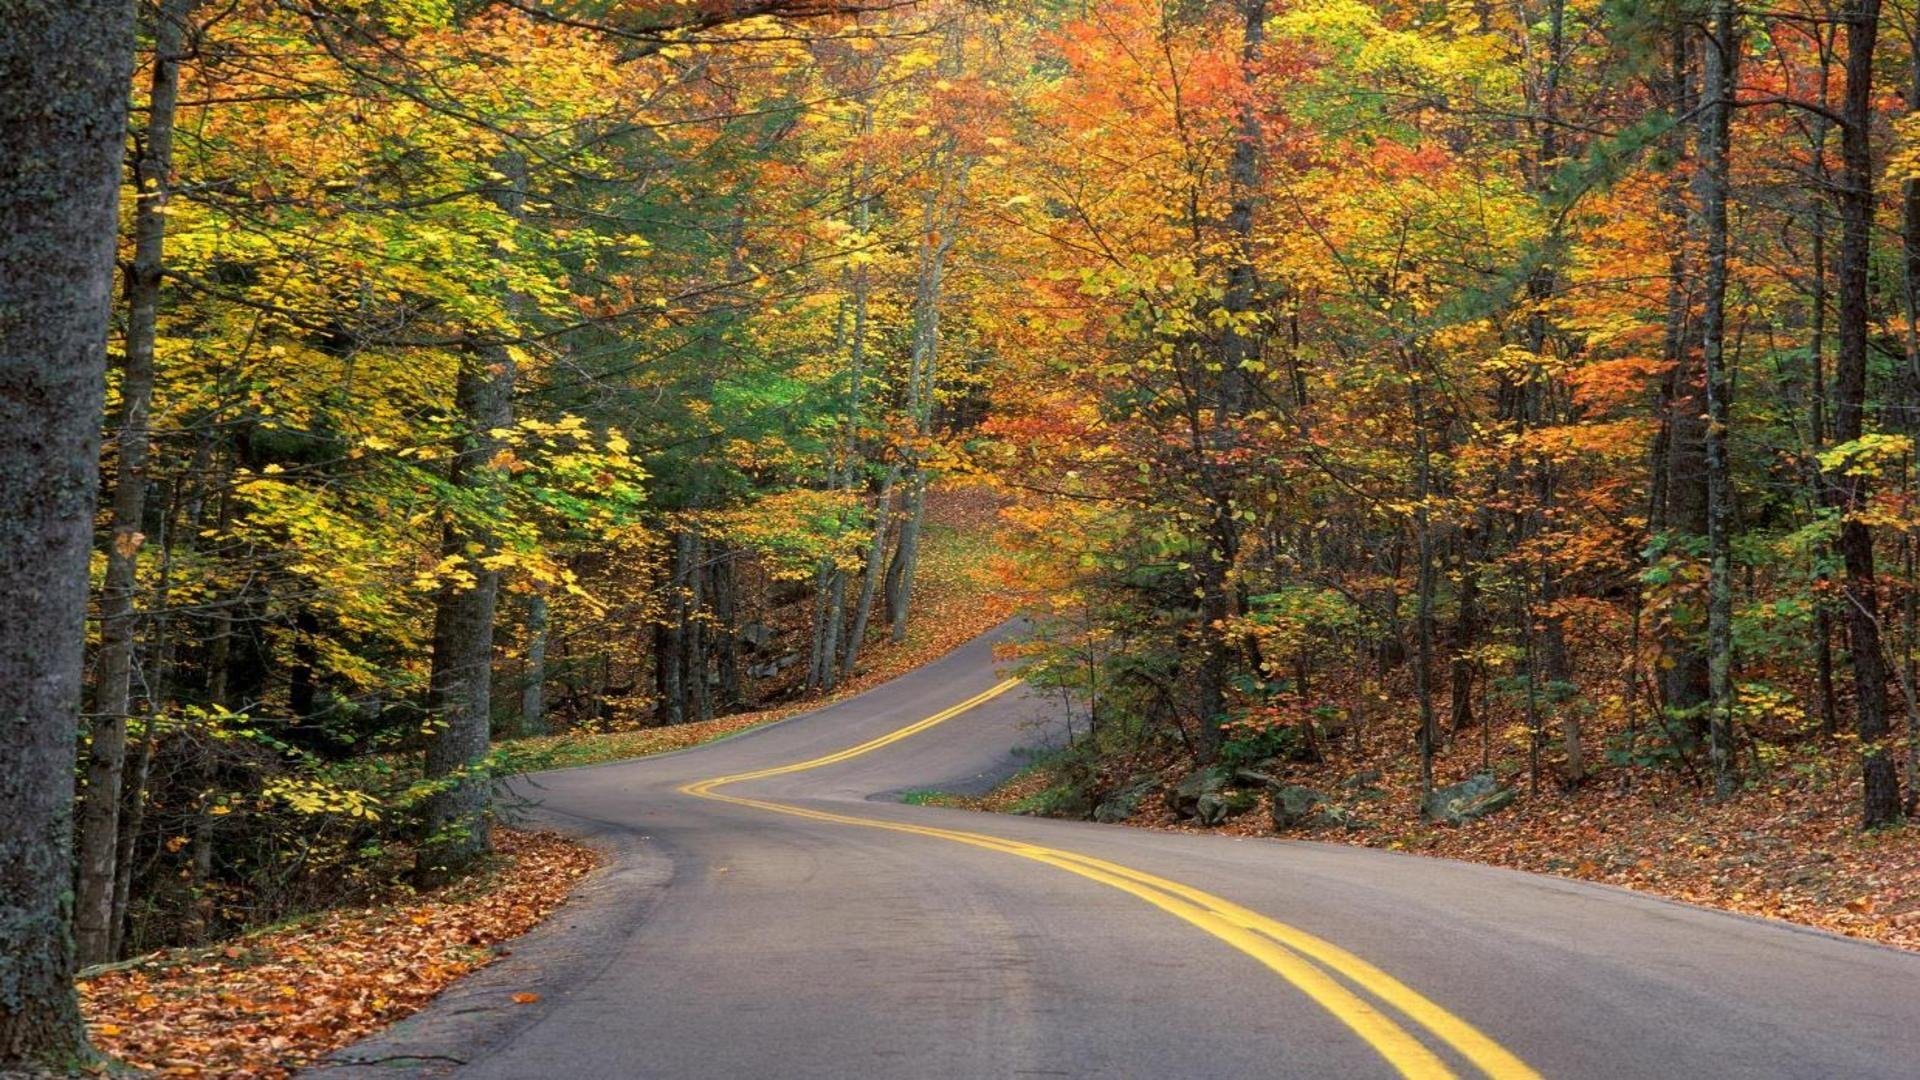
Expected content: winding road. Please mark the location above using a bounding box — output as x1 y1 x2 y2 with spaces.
321 627 1920 1079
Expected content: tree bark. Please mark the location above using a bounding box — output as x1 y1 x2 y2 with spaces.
76 0 196 967
712 551 742 709
1698 0 1739 798
1660 27 1713 732
520 588 549 736
843 466 896 678
886 176 960 642
0 0 134 1065
418 155 524 881
1832 0 1902 825
419 346 513 882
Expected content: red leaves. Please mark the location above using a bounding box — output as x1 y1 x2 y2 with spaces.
81 830 597 1077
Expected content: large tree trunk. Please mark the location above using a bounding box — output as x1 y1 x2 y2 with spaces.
76 0 196 967
0 0 134 1065
1660 28 1713 732
419 346 514 883
418 154 523 881
1833 0 1902 826
1193 0 1267 758
1698 0 1739 797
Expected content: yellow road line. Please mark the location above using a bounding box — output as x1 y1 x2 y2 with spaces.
681 680 1540 1080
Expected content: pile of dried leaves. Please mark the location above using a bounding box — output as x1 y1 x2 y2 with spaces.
80 829 597 1077
1342 763 1920 951
1107 731 1920 952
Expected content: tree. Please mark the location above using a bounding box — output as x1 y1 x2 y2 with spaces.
1831 0 1902 825
0 0 136 1066
77 0 200 968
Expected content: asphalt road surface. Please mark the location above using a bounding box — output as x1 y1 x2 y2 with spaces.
321 626 1920 1079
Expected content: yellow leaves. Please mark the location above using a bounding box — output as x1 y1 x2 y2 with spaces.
412 554 478 594
1818 434 1913 479
262 777 384 821
895 46 941 77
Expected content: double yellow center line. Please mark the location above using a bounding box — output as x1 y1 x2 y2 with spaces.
681 679 1539 1080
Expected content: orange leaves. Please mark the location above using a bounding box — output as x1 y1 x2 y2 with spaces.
81 830 597 1078
1567 356 1670 411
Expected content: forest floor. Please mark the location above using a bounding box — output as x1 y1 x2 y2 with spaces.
959 722 1920 953
77 482 1023 1077
79 829 596 1077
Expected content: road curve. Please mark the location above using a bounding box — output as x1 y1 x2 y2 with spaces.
320 626 1920 1079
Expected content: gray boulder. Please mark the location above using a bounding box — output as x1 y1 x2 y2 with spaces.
1166 765 1235 820
1421 774 1516 825
1194 789 1258 826
1269 784 1327 829
1093 775 1160 824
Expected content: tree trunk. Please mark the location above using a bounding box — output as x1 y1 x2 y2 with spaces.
843 466 896 678
685 533 711 723
659 530 693 721
418 154 523 882
887 148 965 642
1411 362 1438 795
1659 29 1713 733
1698 0 1740 798
886 472 928 643
1810 114 1840 734
1833 0 1902 825
713 551 742 709
808 557 846 693
419 348 513 883
0 0 134 1065
521 588 549 736
1195 0 1267 758
76 0 195 967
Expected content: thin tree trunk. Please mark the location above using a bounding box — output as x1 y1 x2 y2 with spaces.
1411 362 1439 796
685 533 711 723
77 0 195 966
1811 119 1840 734
0 0 133 1064
1699 0 1740 798
660 530 693 721
112 488 182 956
521 588 549 736
887 472 929 643
843 465 896 678
713 551 742 709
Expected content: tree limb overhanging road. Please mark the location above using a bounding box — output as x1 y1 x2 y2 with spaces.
321 628 1920 1079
